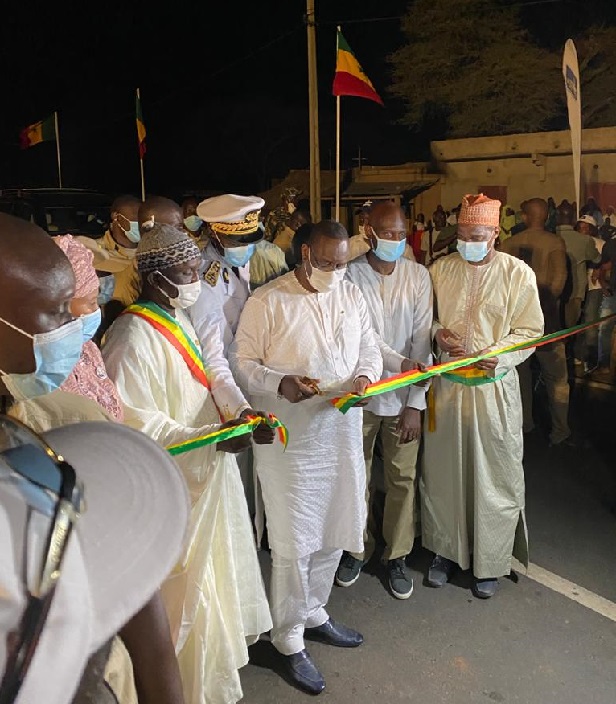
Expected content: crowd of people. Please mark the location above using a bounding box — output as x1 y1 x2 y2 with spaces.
0 187 612 703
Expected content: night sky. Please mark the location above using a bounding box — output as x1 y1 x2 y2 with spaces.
2 0 615 201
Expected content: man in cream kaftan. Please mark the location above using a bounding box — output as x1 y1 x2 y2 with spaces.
102 224 272 704
420 194 544 599
231 221 382 694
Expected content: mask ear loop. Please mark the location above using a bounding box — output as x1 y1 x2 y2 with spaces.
0 316 34 339
148 271 167 301
304 247 315 278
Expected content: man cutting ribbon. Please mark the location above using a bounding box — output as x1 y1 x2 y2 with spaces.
102 223 273 704
420 193 544 600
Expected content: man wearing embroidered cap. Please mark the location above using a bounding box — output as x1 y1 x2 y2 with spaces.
420 193 543 599
190 194 283 532
102 223 273 704
190 194 265 356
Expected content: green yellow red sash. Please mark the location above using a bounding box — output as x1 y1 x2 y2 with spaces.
123 301 211 391
122 301 289 454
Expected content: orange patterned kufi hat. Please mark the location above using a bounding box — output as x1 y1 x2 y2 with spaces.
458 193 501 227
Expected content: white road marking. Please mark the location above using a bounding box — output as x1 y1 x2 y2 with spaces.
512 559 616 623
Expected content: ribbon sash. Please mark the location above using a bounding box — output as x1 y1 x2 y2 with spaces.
167 414 288 456
123 302 211 391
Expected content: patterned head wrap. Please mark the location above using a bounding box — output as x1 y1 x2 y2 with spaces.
136 223 201 273
458 193 501 228
53 235 99 297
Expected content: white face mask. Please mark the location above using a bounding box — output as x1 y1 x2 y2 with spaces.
305 250 346 293
287 202 296 215
151 271 202 309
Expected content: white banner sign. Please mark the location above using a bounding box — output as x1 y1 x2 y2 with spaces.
562 39 581 218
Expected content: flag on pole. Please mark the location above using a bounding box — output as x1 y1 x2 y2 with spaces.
136 90 146 158
332 30 383 106
562 39 581 218
19 115 56 149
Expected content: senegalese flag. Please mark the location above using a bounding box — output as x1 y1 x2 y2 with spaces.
19 115 56 149
332 30 384 106
136 90 146 159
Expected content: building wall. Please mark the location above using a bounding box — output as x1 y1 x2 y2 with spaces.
431 126 616 211
438 152 616 210
412 183 442 222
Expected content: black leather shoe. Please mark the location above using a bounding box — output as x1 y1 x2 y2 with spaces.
304 618 363 648
282 649 325 695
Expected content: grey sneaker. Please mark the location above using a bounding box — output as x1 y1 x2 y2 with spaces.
335 553 363 587
427 554 456 587
388 558 414 600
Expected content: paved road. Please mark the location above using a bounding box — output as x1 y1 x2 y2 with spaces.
240 378 616 704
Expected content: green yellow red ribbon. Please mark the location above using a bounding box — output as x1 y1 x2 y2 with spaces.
331 312 616 414
167 414 288 456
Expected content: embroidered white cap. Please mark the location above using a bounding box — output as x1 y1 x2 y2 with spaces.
197 194 265 243
0 420 190 704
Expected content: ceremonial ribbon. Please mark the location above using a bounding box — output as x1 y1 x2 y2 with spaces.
122 301 212 391
331 312 616 414
167 414 288 456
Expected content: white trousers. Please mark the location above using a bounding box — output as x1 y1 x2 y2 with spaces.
270 548 342 656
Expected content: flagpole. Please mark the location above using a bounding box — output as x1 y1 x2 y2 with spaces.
306 0 321 222
335 95 340 222
137 88 146 201
54 111 63 188
335 26 341 222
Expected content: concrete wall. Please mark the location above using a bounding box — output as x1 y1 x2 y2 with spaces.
437 152 616 210
430 127 616 211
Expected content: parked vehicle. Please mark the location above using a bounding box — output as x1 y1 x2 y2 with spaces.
0 188 111 238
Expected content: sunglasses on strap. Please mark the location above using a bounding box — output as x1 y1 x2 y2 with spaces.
0 415 85 704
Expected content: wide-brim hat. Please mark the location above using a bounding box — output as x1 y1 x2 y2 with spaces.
197 194 265 245
0 421 189 704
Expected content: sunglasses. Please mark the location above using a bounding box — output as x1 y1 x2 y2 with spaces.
0 415 84 704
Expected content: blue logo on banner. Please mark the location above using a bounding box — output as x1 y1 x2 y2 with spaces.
565 65 578 100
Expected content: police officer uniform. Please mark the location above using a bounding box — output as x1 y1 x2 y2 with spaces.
189 194 264 356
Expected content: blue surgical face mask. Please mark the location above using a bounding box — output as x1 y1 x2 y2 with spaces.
81 308 102 344
457 239 491 263
117 216 141 244
98 275 115 306
0 316 84 401
126 221 141 244
184 215 203 233
222 243 256 268
374 237 406 263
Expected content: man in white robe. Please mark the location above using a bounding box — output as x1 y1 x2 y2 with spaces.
338 201 433 600
420 194 544 599
231 220 383 695
102 224 273 704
